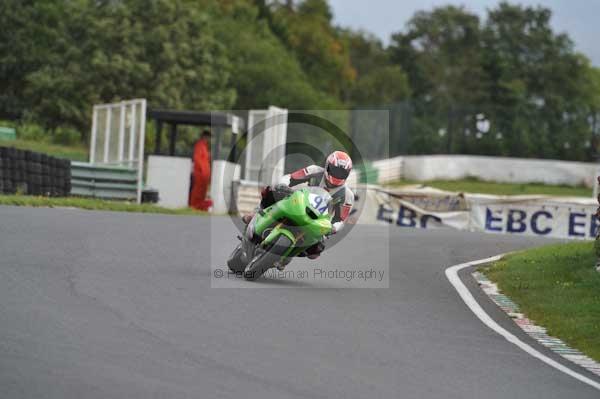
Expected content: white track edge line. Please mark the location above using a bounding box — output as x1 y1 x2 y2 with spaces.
445 254 600 392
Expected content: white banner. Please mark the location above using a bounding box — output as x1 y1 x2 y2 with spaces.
351 187 470 231
470 200 598 240
353 186 598 240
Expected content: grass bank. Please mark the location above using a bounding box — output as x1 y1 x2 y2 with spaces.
0 194 205 216
389 177 592 197
2 139 88 161
485 242 600 361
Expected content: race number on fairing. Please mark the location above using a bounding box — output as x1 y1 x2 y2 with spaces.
308 193 329 214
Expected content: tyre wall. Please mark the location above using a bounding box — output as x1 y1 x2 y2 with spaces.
0 146 71 197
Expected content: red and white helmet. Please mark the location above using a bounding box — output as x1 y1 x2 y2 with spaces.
324 151 352 187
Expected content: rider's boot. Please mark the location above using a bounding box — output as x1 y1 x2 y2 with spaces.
305 241 324 260
275 257 292 271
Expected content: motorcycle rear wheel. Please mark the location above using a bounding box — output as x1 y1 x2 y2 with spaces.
243 235 292 281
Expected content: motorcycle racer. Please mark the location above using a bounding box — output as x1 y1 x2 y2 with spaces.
243 151 354 263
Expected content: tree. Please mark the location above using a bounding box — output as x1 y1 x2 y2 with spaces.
213 1 340 109
482 2 594 160
269 0 356 98
587 67 600 160
389 6 488 154
351 66 411 105
0 0 68 121
338 30 410 105
1 0 236 139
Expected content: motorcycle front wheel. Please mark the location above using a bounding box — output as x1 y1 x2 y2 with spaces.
227 243 246 273
243 235 292 281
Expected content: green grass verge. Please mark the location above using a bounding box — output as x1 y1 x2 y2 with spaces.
484 242 600 361
389 177 592 197
0 194 205 216
2 139 88 161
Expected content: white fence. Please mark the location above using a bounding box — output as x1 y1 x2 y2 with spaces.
244 106 288 186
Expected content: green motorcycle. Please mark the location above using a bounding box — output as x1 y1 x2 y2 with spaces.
228 186 334 281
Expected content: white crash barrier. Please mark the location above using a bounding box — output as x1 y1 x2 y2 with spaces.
371 156 404 183
356 155 597 188
353 186 598 240
401 155 599 188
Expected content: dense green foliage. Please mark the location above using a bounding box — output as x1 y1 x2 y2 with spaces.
390 3 600 160
1 0 599 160
1 0 235 139
486 242 600 361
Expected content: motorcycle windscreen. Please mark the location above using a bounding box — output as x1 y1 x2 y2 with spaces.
306 187 333 215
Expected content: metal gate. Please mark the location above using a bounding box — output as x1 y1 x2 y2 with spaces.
89 99 147 203
243 106 288 185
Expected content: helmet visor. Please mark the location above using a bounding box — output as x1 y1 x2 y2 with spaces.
327 164 350 180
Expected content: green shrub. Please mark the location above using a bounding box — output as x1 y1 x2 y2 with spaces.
0 119 17 128
54 126 81 146
18 122 48 142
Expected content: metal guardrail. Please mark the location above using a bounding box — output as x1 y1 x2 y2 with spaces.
70 162 137 200
0 126 16 141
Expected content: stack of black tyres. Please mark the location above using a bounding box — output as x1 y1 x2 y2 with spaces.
0 147 71 196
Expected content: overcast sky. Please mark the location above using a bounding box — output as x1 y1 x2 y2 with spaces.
328 0 600 66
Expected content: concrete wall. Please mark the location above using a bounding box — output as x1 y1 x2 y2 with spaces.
146 155 191 208
401 155 599 188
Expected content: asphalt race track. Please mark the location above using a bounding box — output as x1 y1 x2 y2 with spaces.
1 206 599 398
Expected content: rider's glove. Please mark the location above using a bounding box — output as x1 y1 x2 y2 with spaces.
260 185 272 199
325 225 337 238
330 221 344 236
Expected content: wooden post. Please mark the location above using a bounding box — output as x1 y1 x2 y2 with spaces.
155 120 162 155
169 123 177 156
596 175 600 272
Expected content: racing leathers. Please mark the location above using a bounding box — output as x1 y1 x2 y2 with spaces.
287 164 354 234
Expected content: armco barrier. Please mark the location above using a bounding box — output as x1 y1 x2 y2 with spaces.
70 162 137 200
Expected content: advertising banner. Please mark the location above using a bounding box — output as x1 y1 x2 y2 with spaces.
353 186 598 240
352 187 470 231
470 199 598 240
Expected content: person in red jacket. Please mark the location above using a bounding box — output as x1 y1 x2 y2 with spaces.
189 130 213 210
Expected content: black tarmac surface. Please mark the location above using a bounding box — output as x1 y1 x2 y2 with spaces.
0 206 598 398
